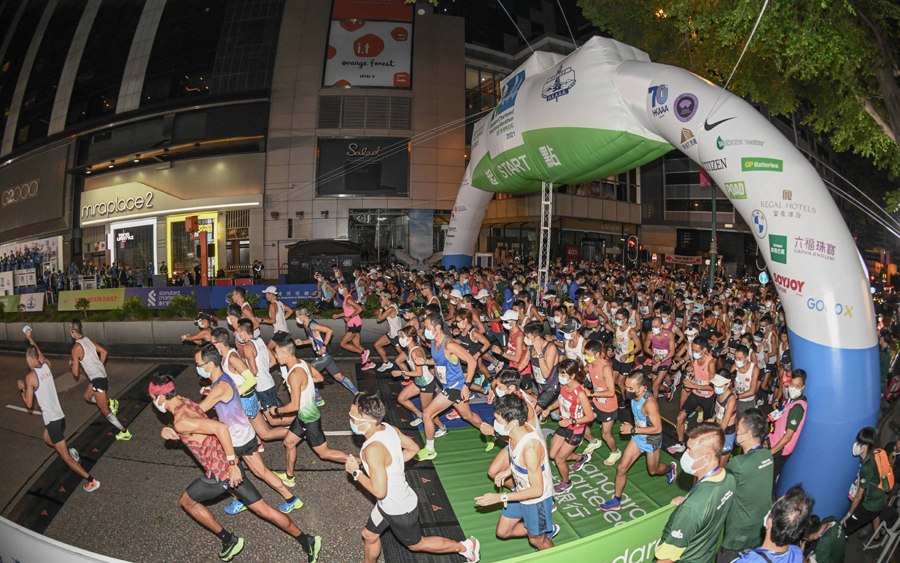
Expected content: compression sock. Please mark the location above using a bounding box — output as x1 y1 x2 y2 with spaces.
215 528 234 544
336 376 359 395
106 414 125 431
295 532 312 552
426 439 435 450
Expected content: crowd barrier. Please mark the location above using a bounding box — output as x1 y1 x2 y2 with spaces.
57 284 320 311
1 516 129 563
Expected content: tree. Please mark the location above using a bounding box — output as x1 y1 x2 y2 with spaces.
577 0 900 200
75 298 91 319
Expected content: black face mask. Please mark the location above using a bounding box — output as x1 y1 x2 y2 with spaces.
625 389 640 401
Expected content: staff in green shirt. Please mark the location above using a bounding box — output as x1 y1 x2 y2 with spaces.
842 427 886 536
717 408 774 562
656 422 736 563
801 515 846 563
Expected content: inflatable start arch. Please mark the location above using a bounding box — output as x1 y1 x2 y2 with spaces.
444 37 879 518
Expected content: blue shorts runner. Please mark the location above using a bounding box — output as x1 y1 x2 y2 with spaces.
501 496 554 537
633 434 662 454
722 432 736 454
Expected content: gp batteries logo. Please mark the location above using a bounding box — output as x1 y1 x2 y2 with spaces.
807 298 854 318
742 157 783 172
648 84 669 117
772 271 805 294
751 210 767 239
769 234 787 264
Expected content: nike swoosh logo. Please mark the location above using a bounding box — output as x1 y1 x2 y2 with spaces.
703 117 737 131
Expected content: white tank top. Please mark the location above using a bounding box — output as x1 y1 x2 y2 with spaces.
250 338 275 391
406 346 433 384
734 361 754 402
565 335 585 364
509 430 554 504
223 349 245 388
242 303 261 338
519 389 542 434
76 337 106 380
386 305 404 337
273 301 288 333
361 424 418 515
33 363 65 425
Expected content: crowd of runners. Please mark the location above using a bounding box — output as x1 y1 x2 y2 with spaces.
19 260 891 563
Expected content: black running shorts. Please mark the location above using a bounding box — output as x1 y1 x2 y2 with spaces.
365 504 423 547
46 418 66 444
90 377 108 392
289 417 327 448
185 464 263 506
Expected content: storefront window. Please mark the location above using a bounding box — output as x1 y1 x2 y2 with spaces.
169 216 216 280
349 209 407 266
112 224 154 274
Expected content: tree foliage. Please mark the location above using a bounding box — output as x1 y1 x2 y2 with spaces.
577 0 900 184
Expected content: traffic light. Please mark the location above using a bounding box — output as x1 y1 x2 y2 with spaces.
626 235 639 263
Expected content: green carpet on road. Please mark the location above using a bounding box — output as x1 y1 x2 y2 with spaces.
427 421 691 563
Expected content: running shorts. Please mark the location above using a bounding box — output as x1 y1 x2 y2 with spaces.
592 404 617 424
555 426 584 447
348 325 362 334
185 464 263 506
388 334 401 348
90 377 108 392
241 393 260 419
46 418 66 444
310 354 340 377
289 417 327 448
681 393 715 420
502 496 554 537
441 387 464 404
612 359 634 374
632 434 662 454
417 378 438 394
365 504 423 547
256 387 279 411
233 437 258 458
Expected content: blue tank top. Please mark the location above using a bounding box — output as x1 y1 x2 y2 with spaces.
432 335 465 390
631 391 653 429
306 321 329 355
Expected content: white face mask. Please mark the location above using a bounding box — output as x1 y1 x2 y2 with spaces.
788 386 802 400
616 319 624 327
735 360 745 368
153 395 167 413
652 327 661 335
493 420 511 436
524 338 533 347
852 442 864 457
564 332 574 341
763 510 771 530
503 322 512 329
399 336 410 348
424 329 435 340
661 316 669 323
553 316 561 324
680 449 708 475
692 351 702 359
559 377 571 386
687 335 695 343
338 288 346 295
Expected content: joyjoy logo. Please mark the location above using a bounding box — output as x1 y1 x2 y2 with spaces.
772 272 805 294
2 180 38 206
674 93 698 122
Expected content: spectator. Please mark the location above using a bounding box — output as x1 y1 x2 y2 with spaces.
135 269 144 287
801 514 846 563
767 369 808 489
159 261 168 279
147 261 154 287
193 261 202 285
736 485 812 562
118 265 127 288
253 259 263 280
880 328 894 394
655 422 736 563
110 263 118 288
843 427 887 537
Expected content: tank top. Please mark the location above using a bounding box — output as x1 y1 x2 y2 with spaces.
250 338 275 392
726 335 742 361
306 321 330 355
459 328 483 357
558 383 586 432
529 341 558 385
211 374 256 447
343 296 362 327
281 361 320 423
176 399 229 482
33 363 65 425
715 391 737 434
755 344 766 370
615 325 635 363
734 361 754 402
508 431 554 504
631 391 653 429
361 424 418 515
518 389 542 434
406 346 433 387
241 303 261 338
564 335 585 364
432 335 464 390
507 329 531 375
651 331 672 366
273 301 288 333
386 305 404 337
223 348 256 396
322 282 334 301
674 305 686 325
76 337 107 380
589 360 618 413
692 357 714 398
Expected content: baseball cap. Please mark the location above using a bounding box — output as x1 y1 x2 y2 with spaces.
500 310 519 322
450 289 463 300
474 289 490 300
262 286 278 294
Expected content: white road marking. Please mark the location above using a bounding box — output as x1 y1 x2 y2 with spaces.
6 404 42 415
324 430 353 436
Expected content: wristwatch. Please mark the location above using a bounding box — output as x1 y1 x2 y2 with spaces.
630 426 637 436
352 470 362 481
274 407 281 417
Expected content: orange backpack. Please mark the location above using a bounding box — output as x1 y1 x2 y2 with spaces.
874 449 895 492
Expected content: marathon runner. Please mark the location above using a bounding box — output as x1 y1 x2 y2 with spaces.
294 307 359 397
373 293 405 372
581 340 621 465
182 312 217 394
644 316 676 399
333 281 374 370
669 335 717 454
392 325 447 434
257 286 294 355
547 359 595 493
611 307 642 395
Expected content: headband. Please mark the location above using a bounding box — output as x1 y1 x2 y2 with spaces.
149 381 175 396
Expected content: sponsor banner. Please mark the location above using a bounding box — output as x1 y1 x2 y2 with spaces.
323 20 412 88
741 157 783 172
0 294 20 312
19 291 44 312
59 289 126 311
2 515 129 563
124 287 212 310
209 284 320 310
664 254 702 265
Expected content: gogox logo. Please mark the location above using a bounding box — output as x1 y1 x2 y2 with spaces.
769 235 787 264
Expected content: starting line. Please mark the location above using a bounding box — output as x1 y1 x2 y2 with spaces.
6 405 41 415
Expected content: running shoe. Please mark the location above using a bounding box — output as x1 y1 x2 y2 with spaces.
409 416 424 427
434 426 449 438
361 349 370 364
274 472 296 487
83 478 100 492
416 447 437 461
573 453 592 472
200 386 211 396
460 537 481 563
486 388 495 404
279 497 303 514
666 387 676 402
377 362 393 372
547 524 561 541
362 361 376 370
109 399 119 416
115 429 132 441
553 480 573 494
599 497 621 511
582 439 602 455
257 442 265 453
603 450 622 466
400 379 412 386
446 409 461 421
69 448 80 463
666 462 678 485
219 536 244 562
315 396 325 407
224 499 247 515
306 535 322 563
667 442 686 454
696 412 704 423
484 435 495 452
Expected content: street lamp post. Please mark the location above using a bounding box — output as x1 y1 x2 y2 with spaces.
709 184 717 287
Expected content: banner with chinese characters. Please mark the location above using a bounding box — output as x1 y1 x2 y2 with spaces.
664 254 702 265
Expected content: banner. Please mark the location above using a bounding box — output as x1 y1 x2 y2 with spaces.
124 287 212 310
1 516 129 563
0 294 20 312
0 270 13 295
58 289 126 311
664 254 702 265
20 291 44 312
209 284 320 310
324 20 413 88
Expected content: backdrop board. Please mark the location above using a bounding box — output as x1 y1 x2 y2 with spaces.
316 138 409 196
0 144 70 241
323 20 412 88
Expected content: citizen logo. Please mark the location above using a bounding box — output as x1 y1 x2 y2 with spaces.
2 180 38 206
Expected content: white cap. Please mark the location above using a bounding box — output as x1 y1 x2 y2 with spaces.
500 310 519 321
710 373 731 388
475 289 490 300
262 286 278 294
450 289 463 300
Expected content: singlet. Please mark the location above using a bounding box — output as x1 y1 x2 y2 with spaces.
273 301 288 333
558 383 586 432
529 341 558 386
755 343 766 370
518 389 543 434
651 331 672 366
507 329 531 375
343 295 362 327
406 346 433 387
615 325 635 363
674 305 686 325
726 334 742 361
693 357 714 398
734 360 754 402
223 348 256 396
306 321 330 356
211 374 256 447
176 399 229 482
241 303 261 338
361 424 418 515
459 328 483 357
76 336 107 380
508 430 554 505
632 391 653 431
432 335 464 390
715 391 737 434
33 363 65 425
249 337 275 392
281 361 320 423
564 335 585 364
589 360 618 413
386 305 404 337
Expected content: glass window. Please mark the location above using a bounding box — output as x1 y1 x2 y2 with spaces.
170 218 216 279
665 199 734 213
0 0 46 137
465 67 479 90
14 0 88 148
66 0 144 127
112 224 154 273
665 171 701 185
139 0 227 108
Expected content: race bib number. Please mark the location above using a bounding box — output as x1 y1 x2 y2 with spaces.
636 419 647 428
653 348 667 359
848 482 858 500
435 366 447 384
532 364 546 385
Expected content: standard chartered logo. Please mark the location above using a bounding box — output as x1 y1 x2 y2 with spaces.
2 180 38 206
81 191 154 219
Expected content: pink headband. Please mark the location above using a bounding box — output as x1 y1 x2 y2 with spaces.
149 381 175 396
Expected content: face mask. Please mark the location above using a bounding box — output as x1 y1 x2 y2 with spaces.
733 327 741 334
638 296 643 302
585 355 596 364
625 389 639 401
71 331 77 339
524 338 533 347
763 510 771 530
616 319 624 327
495 387 507 398
714 386 725 395
424 329 435 340
687 335 695 343
338 289 346 295
493 420 511 436
153 395 167 413
196 364 210 378
559 377 571 386
399 336 410 347
692 352 702 359
553 316 561 324
503 322 512 329
728 311 734 317
788 387 802 400
852 442 864 457
680 450 708 475
349 415 371 435
661 316 669 323
564 332 574 341
236 334 246 344
779 316 785 322
735 360 745 368
652 327 661 335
